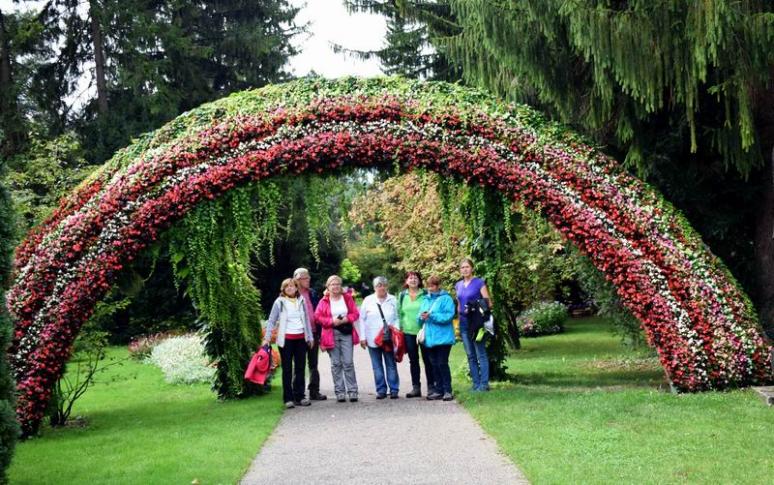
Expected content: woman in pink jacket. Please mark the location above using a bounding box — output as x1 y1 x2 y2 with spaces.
315 275 361 402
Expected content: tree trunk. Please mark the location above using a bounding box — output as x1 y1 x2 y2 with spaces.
754 78 774 339
0 9 26 157
89 0 108 116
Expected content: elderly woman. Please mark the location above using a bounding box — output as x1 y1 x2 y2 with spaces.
418 275 456 401
455 258 492 392
359 276 400 399
315 275 361 402
262 278 315 409
398 271 434 398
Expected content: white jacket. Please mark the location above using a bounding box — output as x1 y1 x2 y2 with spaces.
358 293 398 348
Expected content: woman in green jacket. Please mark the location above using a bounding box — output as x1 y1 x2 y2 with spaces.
398 271 435 398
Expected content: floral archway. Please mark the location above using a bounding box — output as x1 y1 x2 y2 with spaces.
7 77 773 435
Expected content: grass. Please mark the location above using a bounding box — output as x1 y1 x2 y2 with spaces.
8 347 283 485
452 317 774 485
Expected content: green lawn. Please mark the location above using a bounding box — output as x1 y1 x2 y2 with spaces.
452 317 774 484
8 348 283 485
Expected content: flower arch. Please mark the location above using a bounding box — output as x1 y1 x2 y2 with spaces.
7 77 773 435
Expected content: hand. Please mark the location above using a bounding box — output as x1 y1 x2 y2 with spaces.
420 311 429 321
359 340 366 349
261 340 270 347
307 341 314 350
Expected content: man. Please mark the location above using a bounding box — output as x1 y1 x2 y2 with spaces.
293 268 327 400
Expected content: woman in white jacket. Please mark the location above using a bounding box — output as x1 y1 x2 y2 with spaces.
263 278 315 408
358 276 400 399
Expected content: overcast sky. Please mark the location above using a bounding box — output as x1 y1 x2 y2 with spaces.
1 0 387 78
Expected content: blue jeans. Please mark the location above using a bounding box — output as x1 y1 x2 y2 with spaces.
460 325 489 390
368 346 399 396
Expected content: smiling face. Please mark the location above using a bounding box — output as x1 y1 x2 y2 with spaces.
282 280 298 297
406 273 420 289
327 278 343 296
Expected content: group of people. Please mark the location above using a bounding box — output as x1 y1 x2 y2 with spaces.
262 259 491 409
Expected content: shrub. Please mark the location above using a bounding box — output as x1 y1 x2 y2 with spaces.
148 334 215 384
517 301 568 337
127 331 182 360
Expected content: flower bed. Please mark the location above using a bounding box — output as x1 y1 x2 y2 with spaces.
517 302 568 337
6 77 773 435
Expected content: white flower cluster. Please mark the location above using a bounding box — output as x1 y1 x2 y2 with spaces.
148 334 215 385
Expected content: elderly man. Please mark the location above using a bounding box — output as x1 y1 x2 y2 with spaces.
293 268 327 400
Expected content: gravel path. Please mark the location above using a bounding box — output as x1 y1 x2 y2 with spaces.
241 345 529 484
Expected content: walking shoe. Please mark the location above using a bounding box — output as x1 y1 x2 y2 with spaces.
442 392 454 401
336 394 346 403
284 401 295 409
426 392 443 401
294 399 311 406
406 386 422 398
310 392 328 401
349 395 358 402
390 393 399 399
376 393 387 400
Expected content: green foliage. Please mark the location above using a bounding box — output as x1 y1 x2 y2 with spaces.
516 301 568 337
339 258 362 286
0 182 19 483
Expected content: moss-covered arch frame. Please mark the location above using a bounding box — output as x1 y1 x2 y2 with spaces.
7 77 773 435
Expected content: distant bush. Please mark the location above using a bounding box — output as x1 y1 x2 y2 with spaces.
148 334 215 384
517 301 568 337
127 331 182 360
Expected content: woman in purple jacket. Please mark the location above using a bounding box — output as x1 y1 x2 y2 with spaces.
454 258 492 392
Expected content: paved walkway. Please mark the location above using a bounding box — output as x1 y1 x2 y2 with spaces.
241 345 529 484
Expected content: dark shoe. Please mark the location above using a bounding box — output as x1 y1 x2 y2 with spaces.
336 394 346 403
349 395 358 402
442 392 454 401
376 393 387 400
310 393 328 401
294 399 311 407
426 392 443 401
406 386 421 398
284 401 295 409
390 393 399 399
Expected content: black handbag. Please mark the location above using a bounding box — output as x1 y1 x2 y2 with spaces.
377 303 392 343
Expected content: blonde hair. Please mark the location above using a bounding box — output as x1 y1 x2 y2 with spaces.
325 275 343 287
280 278 298 297
459 257 475 269
426 275 443 287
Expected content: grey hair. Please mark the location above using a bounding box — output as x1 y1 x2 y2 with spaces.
325 275 343 287
373 276 388 288
293 267 310 279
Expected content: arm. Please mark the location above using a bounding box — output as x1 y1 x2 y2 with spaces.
428 295 455 325
315 300 334 328
481 284 493 309
346 293 361 323
263 299 282 344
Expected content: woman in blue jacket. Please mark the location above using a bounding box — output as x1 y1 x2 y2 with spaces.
417 275 456 401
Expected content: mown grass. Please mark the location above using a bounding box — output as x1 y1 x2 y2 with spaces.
452 317 774 485
8 347 283 484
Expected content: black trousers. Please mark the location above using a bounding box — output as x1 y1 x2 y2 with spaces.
280 338 307 403
428 344 453 394
307 330 321 395
404 333 435 392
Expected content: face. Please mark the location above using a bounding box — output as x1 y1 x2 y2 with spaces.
283 284 297 297
406 274 419 289
426 282 440 293
460 261 473 277
295 274 311 290
327 280 342 295
375 283 387 298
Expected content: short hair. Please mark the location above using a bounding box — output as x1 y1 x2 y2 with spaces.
293 267 310 279
325 275 343 287
426 275 442 287
459 257 475 269
280 278 297 296
373 276 388 288
402 271 424 289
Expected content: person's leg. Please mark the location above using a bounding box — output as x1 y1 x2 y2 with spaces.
475 339 489 390
404 334 421 390
383 350 399 397
419 342 436 394
427 346 443 399
291 340 307 402
339 336 358 397
307 330 324 399
330 334 345 398
279 344 294 403
368 347 388 396
439 345 453 395
460 330 481 389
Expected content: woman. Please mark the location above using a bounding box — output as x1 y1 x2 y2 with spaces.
315 275 361 402
359 276 400 399
398 271 435 398
418 275 456 401
454 258 492 392
263 278 315 409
